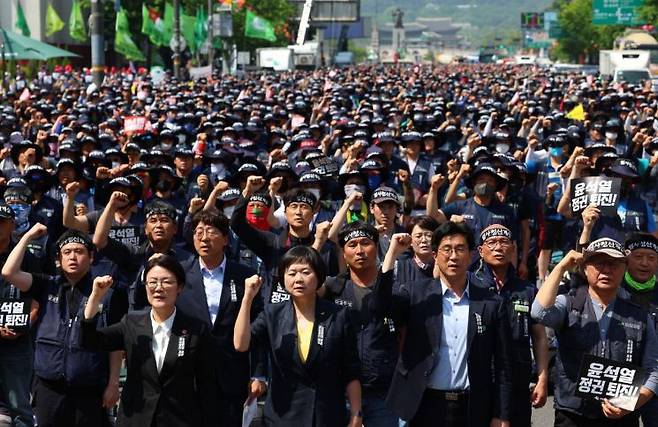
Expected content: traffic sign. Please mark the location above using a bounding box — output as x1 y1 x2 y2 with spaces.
592 0 644 25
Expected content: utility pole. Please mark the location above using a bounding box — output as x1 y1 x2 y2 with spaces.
90 0 104 86
173 0 181 79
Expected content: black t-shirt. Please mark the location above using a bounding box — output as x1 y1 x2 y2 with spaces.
86 209 146 248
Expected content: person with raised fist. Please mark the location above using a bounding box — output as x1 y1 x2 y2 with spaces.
234 246 362 427
2 224 126 427
80 255 218 427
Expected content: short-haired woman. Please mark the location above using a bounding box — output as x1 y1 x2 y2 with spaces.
81 255 218 427
234 245 362 426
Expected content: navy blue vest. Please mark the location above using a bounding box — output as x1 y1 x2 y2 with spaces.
34 275 113 388
555 286 647 418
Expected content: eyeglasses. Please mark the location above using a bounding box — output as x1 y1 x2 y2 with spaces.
437 245 468 256
483 238 512 250
412 232 433 242
193 227 221 239
146 279 177 290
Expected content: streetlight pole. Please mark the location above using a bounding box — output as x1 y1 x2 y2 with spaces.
173 0 181 79
90 0 104 86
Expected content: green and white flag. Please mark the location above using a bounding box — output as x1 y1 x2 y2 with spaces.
115 7 145 61
45 3 65 37
69 0 87 42
244 10 276 42
15 1 30 37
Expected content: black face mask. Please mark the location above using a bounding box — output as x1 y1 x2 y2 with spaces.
155 180 173 193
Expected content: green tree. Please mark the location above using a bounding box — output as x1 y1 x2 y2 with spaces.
228 0 296 52
554 0 623 63
640 0 658 23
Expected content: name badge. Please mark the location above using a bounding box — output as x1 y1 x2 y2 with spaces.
474 313 485 334
230 280 237 302
177 334 186 357
514 304 529 313
317 325 325 346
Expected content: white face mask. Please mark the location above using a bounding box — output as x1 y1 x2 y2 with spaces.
344 184 366 197
223 205 235 218
495 143 510 154
606 132 618 141
211 162 226 178
307 188 321 200
161 141 173 151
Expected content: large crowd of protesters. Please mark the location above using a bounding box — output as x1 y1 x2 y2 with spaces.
0 63 657 427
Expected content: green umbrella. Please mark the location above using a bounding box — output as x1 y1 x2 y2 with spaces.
0 28 79 60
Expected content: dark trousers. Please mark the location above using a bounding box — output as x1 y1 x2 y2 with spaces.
218 396 245 427
33 377 109 427
510 389 531 427
554 409 639 427
410 390 468 427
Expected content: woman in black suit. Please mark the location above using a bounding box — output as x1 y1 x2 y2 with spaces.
235 246 362 427
81 255 217 427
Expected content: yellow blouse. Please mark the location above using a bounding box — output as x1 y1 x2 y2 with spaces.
296 320 314 363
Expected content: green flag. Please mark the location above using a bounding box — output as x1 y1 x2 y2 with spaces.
115 7 145 61
181 13 196 52
245 10 276 42
193 7 208 52
142 4 165 46
162 2 174 43
15 1 30 37
45 3 65 37
69 0 87 42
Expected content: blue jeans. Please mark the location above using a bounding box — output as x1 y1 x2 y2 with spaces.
0 348 34 427
641 396 658 427
362 394 399 427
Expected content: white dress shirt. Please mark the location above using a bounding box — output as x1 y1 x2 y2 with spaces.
151 308 176 373
200 257 226 325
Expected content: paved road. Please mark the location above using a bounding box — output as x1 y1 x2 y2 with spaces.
531 396 554 427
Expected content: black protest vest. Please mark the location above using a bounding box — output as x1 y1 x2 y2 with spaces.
472 263 535 391
34 275 113 388
555 285 647 418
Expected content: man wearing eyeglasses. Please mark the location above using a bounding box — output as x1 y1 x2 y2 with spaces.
472 224 549 427
385 221 513 427
177 210 266 427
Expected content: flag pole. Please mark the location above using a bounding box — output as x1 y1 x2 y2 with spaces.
173 0 181 79
90 0 105 85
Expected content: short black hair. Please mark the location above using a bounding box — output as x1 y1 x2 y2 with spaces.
405 215 440 234
191 210 230 236
431 221 475 251
143 254 186 288
278 246 326 289
338 221 379 246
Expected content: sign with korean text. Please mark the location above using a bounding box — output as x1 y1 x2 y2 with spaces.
0 299 30 333
123 116 150 135
309 155 339 176
593 0 645 26
576 355 644 411
570 177 621 217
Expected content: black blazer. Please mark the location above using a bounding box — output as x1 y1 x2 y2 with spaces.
249 298 360 427
177 257 263 399
80 309 218 427
386 277 513 426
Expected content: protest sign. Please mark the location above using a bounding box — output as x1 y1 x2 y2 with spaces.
570 176 621 216
123 116 150 135
309 155 339 176
576 354 645 411
0 299 30 333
